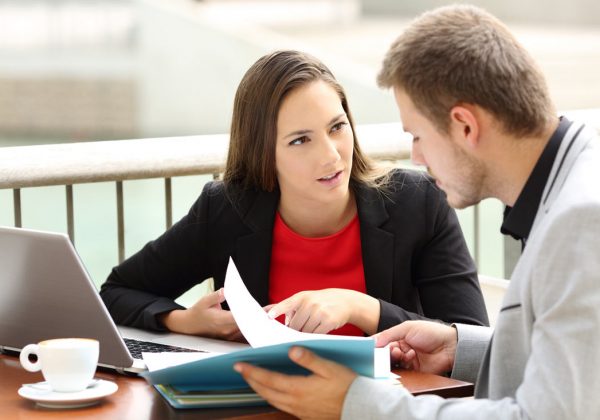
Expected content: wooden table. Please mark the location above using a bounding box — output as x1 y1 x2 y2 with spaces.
0 353 473 419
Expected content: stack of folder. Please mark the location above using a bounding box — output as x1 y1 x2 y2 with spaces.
154 384 264 409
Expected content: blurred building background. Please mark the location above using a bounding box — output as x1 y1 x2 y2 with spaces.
1 0 599 288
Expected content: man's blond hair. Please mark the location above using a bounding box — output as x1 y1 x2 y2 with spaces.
378 5 556 137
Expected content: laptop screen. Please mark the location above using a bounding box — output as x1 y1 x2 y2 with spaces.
0 227 134 369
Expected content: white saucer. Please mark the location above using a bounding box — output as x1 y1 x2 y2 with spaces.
18 379 118 409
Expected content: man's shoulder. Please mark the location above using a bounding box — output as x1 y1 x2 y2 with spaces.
523 141 600 268
551 139 600 213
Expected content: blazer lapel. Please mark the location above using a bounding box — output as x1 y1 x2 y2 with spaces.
355 183 395 300
231 188 279 306
533 122 594 234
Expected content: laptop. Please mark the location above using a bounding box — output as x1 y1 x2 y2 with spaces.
0 226 248 373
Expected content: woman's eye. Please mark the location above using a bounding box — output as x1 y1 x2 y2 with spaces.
331 122 347 133
289 136 309 146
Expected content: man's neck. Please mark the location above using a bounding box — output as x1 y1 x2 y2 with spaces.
487 121 559 207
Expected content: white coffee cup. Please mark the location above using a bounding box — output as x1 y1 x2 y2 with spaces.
19 338 99 393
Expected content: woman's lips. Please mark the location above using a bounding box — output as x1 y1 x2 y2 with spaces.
317 170 343 186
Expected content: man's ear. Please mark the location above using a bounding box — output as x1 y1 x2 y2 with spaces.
449 105 480 149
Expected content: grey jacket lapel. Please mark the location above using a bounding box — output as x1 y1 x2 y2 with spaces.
532 122 594 235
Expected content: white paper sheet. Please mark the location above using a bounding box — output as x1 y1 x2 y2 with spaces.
221 258 394 378
142 351 222 371
223 257 368 348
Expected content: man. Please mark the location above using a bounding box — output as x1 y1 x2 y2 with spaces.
234 5 600 419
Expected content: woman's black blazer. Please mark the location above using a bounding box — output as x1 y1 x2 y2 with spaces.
100 169 489 332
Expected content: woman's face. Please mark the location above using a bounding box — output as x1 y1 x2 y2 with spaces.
275 80 354 207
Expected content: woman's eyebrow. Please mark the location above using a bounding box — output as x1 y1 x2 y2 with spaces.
283 113 346 139
284 129 312 139
327 113 346 125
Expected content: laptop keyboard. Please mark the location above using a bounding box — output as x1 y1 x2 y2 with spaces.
123 338 204 359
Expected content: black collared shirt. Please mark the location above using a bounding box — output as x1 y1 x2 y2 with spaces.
501 117 573 247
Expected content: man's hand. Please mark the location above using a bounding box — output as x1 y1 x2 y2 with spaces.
267 289 380 335
375 320 457 374
159 288 243 341
234 347 357 419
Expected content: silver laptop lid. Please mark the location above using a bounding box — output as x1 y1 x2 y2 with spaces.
0 226 134 369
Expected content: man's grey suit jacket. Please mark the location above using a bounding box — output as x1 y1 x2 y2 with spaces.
343 121 600 419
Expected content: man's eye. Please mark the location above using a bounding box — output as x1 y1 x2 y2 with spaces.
289 136 309 146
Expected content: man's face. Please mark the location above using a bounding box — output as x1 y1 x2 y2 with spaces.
393 87 485 209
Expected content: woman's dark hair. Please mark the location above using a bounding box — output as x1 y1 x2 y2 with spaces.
223 50 382 191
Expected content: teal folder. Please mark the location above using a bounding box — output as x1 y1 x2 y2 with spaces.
141 338 374 392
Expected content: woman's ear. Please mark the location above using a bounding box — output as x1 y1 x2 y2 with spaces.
449 105 480 149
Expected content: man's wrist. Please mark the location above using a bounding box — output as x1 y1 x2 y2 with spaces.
445 324 459 374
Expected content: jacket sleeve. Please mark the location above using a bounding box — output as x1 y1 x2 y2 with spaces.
342 325 497 420
451 323 492 383
99 182 217 331
343 376 521 420
379 182 489 330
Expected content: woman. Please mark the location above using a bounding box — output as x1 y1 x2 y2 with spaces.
100 50 488 340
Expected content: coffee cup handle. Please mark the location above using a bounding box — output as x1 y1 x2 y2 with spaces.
20 344 42 372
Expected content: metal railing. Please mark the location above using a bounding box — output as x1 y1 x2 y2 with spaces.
0 122 412 262
2 111 599 268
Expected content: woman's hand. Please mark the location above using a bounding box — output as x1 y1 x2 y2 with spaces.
267 288 380 335
159 288 243 341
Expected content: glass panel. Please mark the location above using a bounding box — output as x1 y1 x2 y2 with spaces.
0 189 13 226
21 186 67 233
73 182 118 289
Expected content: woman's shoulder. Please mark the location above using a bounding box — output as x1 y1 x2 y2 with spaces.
386 167 431 184
355 168 440 212
379 168 438 197
372 168 449 215
197 180 261 201
193 180 277 221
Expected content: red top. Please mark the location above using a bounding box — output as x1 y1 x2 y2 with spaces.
269 212 366 336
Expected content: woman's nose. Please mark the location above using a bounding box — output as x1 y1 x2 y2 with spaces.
319 137 341 166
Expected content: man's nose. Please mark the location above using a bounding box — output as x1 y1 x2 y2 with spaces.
411 138 425 166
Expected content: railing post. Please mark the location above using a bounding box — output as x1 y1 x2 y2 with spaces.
13 189 22 228
165 177 172 229
116 181 125 263
66 185 75 243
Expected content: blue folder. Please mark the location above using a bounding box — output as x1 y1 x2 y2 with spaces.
141 338 375 391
